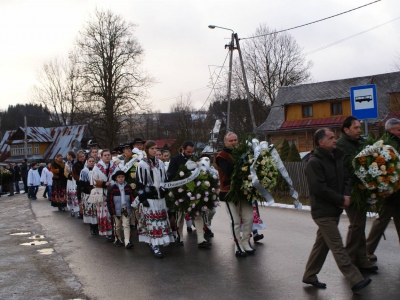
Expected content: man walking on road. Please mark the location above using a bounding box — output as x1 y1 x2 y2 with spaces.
20 159 28 193
336 116 378 273
302 128 371 293
366 118 400 260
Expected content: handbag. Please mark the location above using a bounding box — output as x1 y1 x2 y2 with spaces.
87 187 104 204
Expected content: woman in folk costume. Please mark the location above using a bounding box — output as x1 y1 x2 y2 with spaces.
91 149 118 241
136 140 175 258
65 151 79 216
72 150 86 219
51 154 68 211
80 156 98 235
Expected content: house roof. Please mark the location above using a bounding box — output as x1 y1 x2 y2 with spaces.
280 116 348 130
258 71 400 132
154 139 176 149
0 124 89 162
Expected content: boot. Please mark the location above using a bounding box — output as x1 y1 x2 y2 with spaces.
149 244 163 258
90 224 97 235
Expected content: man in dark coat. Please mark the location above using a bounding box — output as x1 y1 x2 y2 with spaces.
302 128 371 293
20 159 28 193
13 162 21 194
336 116 378 272
366 118 400 260
4 163 15 196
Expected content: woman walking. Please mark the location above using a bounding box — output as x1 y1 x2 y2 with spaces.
73 150 86 219
65 151 79 216
51 154 68 211
136 140 175 258
80 156 98 235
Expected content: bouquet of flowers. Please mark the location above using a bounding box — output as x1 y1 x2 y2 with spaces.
225 138 279 204
165 158 219 218
353 140 400 210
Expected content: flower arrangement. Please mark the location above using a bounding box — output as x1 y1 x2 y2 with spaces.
0 168 12 182
225 138 279 204
353 139 400 210
165 162 219 218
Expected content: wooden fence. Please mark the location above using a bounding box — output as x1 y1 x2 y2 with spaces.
279 161 309 197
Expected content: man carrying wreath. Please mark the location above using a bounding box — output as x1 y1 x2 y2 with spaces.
216 132 254 257
336 116 378 273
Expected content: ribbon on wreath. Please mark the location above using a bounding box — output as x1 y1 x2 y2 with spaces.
161 158 218 189
115 148 144 173
249 138 302 210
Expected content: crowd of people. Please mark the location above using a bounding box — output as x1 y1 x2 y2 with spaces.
3 117 399 294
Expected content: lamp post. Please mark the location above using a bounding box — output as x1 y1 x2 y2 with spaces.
208 25 257 133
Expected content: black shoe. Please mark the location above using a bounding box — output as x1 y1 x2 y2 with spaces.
352 278 372 293
114 240 123 247
125 242 134 249
31 197 37 200
90 225 97 235
204 228 214 238
198 241 212 248
58 207 62 211
149 244 163 258
106 235 114 242
187 226 193 233
176 236 184 246
235 250 247 257
77 213 83 219
253 233 264 242
43 195 47 198
302 280 327 288
359 266 378 273
245 249 255 255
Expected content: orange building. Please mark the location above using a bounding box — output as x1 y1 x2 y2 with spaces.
257 72 400 152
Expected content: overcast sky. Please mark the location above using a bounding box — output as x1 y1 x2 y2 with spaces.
1 0 399 114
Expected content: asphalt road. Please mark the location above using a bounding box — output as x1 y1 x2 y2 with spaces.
22 193 399 300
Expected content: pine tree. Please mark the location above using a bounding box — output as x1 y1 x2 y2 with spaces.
287 143 302 162
279 139 290 161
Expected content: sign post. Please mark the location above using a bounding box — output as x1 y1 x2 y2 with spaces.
350 84 378 137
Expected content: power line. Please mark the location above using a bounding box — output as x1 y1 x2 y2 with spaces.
304 16 400 56
240 0 382 40
198 51 230 111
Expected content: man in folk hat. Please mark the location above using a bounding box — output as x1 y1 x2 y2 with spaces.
132 137 146 151
107 170 135 249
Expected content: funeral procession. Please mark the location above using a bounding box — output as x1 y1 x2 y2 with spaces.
1 1 400 299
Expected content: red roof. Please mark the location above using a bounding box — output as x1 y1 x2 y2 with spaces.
153 139 176 149
280 116 348 130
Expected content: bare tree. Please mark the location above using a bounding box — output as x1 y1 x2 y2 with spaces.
234 24 313 106
32 57 81 126
75 9 152 149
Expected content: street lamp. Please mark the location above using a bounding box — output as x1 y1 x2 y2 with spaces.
208 24 257 133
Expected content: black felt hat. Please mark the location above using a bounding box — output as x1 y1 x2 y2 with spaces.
132 137 146 145
120 142 133 150
112 170 126 181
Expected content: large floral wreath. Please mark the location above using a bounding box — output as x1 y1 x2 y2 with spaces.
0 168 12 182
225 138 279 204
165 158 219 218
353 139 400 211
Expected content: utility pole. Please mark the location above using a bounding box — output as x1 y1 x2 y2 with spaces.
225 33 235 134
24 116 28 159
234 34 257 132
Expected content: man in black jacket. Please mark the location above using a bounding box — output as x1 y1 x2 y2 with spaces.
167 141 212 247
20 159 28 194
302 128 371 293
366 118 400 260
336 116 377 273
13 162 21 194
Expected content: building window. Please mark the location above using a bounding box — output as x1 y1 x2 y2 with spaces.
34 143 39 154
302 105 313 118
331 102 342 115
11 145 32 156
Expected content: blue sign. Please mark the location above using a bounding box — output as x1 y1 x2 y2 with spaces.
350 84 378 120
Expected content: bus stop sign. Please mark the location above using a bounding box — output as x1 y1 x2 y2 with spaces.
350 84 378 120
